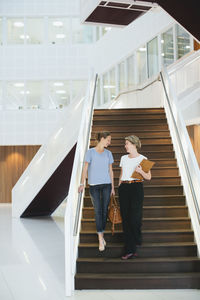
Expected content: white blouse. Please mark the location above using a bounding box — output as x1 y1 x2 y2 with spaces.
119 154 147 181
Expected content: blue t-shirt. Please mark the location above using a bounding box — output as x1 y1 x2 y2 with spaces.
85 148 114 185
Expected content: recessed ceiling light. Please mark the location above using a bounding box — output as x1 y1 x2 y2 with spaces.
14 21 24 27
54 82 64 86
56 90 66 94
161 39 164 44
105 27 111 31
103 85 115 89
185 45 191 49
53 21 63 27
14 83 24 87
56 34 66 39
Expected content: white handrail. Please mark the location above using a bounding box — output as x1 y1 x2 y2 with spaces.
160 68 200 256
64 72 97 296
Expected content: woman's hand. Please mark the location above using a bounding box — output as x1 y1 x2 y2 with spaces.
135 165 143 174
111 187 115 196
78 185 84 193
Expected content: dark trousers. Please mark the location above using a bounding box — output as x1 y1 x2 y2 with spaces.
89 184 111 233
118 182 144 253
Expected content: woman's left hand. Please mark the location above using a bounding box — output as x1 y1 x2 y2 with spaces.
135 165 143 174
111 187 115 196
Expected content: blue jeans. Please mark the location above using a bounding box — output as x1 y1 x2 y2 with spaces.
89 184 111 233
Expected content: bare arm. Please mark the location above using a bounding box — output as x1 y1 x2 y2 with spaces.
135 165 151 180
78 162 89 193
109 164 115 195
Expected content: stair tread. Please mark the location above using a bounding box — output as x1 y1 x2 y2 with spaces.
83 206 187 210
79 242 196 247
85 194 185 198
82 217 190 221
76 272 200 279
77 257 200 263
80 229 193 234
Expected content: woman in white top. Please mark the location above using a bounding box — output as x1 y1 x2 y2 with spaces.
118 135 151 260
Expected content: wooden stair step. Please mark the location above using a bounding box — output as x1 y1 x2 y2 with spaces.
80 229 194 243
77 257 200 274
113 151 175 159
81 217 191 230
75 272 200 289
78 242 197 258
92 124 169 131
83 195 186 207
91 131 171 138
82 206 188 219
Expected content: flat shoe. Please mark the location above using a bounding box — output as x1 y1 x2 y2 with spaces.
99 240 105 252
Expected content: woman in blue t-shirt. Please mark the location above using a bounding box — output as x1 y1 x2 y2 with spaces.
78 131 115 251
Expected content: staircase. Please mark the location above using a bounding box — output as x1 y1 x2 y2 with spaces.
75 108 200 289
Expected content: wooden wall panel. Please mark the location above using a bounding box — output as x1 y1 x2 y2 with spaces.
0 146 40 203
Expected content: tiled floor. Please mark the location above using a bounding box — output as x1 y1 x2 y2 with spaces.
0 204 200 300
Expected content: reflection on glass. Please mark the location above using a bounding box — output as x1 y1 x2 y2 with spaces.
7 18 25 44
26 18 43 44
103 73 109 103
48 18 70 45
176 24 191 59
137 45 147 84
109 68 116 100
96 78 101 106
0 18 2 45
127 55 135 89
5 81 26 109
71 80 87 101
26 81 43 108
147 37 159 78
72 18 93 43
118 61 125 91
48 80 70 108
161 28 174 66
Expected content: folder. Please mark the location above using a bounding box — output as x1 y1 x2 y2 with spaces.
131 159 155 180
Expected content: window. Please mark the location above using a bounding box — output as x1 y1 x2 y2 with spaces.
48 80 70 108
147 37 159 78
71 80 87 100
103 73 109 103
127 55 135 89
0 81 2 109
176 24 191 59
0 18 2 45
7 18 25 44
118 61 125 91
161 28 174 66
26 18 43 44
109 68 116 100
137 45 147 84
26 81 43 108
48 18 70 45
72 17 93 44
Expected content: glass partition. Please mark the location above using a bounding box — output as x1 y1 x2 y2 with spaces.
147 37 159 78
0 18 2 45
137 45 147 84
127 55 135 89
109 68 116 100
26 81 43 108
48 80 70 108
176 24 191 59
118 61 125 91
72 18 93 44
161 27 174 66
26 18 43 44
103 73 109 103
7 18 25 44
48 17 70 45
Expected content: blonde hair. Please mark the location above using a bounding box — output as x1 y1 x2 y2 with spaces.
125 135 141 150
